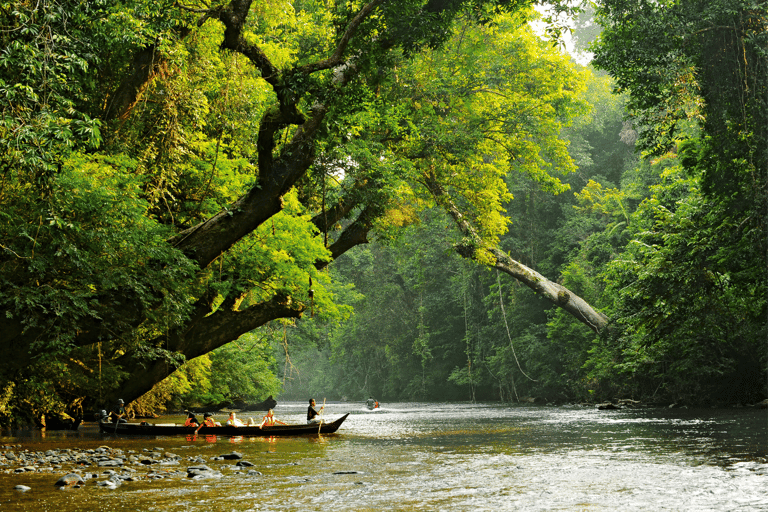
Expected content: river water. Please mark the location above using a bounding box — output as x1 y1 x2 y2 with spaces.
1 402 767 511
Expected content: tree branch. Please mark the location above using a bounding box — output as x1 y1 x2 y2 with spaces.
424 171 609 333
296 0 388 75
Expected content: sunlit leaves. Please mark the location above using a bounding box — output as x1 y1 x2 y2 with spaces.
390 10 588 247
0 152 196 348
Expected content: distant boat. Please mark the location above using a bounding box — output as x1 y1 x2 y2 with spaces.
99 413 349 436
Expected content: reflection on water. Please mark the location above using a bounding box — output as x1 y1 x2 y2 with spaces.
0 402 766 511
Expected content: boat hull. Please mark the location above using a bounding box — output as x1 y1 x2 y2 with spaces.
99 413 349 436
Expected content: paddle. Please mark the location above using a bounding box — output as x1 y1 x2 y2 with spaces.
113 409 124 433
318 397 326 433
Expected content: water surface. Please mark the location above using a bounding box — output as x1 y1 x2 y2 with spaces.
1 402 766 510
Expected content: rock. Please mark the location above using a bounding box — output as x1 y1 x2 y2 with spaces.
333 471 363 475
597 403 620 410
187 465 223 479
187 465 217 478
98 459 123 467
246 470 263 476
238 395 278 411
96 476 121 489
42 413 83 431
14 485 31 492
235 460 255 467
55 473 85 487
220 452 243 460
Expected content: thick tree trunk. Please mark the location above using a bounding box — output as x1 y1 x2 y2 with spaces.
103 193 378 404
169 111 326 267
113 294 302 402
425 174 610 333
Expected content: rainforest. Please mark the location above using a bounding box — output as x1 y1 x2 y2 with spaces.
0 0 765 426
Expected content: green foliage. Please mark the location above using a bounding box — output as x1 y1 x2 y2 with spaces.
590 159 766 403
208 331 283 402
586 0 767 404
2 0 763 418
139 331 283 410
1 153 196 349
386 9 590 251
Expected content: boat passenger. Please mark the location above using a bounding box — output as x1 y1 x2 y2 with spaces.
307 398 324 424
202 412 221 427
109 399 128 424
184 412 199 427
366 396 375 409
227 412 254 427
259 409 286 428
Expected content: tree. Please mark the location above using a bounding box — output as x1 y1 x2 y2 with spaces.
2 0 602 419
273 9 625 404
585 0 768 403
390 11 610 332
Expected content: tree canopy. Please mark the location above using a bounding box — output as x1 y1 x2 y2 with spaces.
0 0 765 422
0 0 596 422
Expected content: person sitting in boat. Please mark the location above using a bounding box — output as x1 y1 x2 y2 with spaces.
184 412 199 427
202 412 221 427
307 398 324 424
375 400 380 409
366 396 375 409
259 409 286 428
109 399 128 424
226 412 254 427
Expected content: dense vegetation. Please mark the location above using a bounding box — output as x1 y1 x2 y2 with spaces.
0 0 764 425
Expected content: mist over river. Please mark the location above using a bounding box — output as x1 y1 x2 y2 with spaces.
1 402 766 511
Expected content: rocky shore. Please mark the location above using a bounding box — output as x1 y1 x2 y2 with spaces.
2 444 262 493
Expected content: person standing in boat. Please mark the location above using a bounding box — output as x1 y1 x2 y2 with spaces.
109 399 128 423
307 398 324 424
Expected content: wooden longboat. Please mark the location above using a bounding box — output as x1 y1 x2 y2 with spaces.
99 413 349 437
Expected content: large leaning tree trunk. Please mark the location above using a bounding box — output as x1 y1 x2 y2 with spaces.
425 173 610 334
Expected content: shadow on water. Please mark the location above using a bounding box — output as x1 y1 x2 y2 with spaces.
0 402 766 511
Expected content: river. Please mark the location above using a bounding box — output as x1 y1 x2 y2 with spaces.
1 402 766 511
